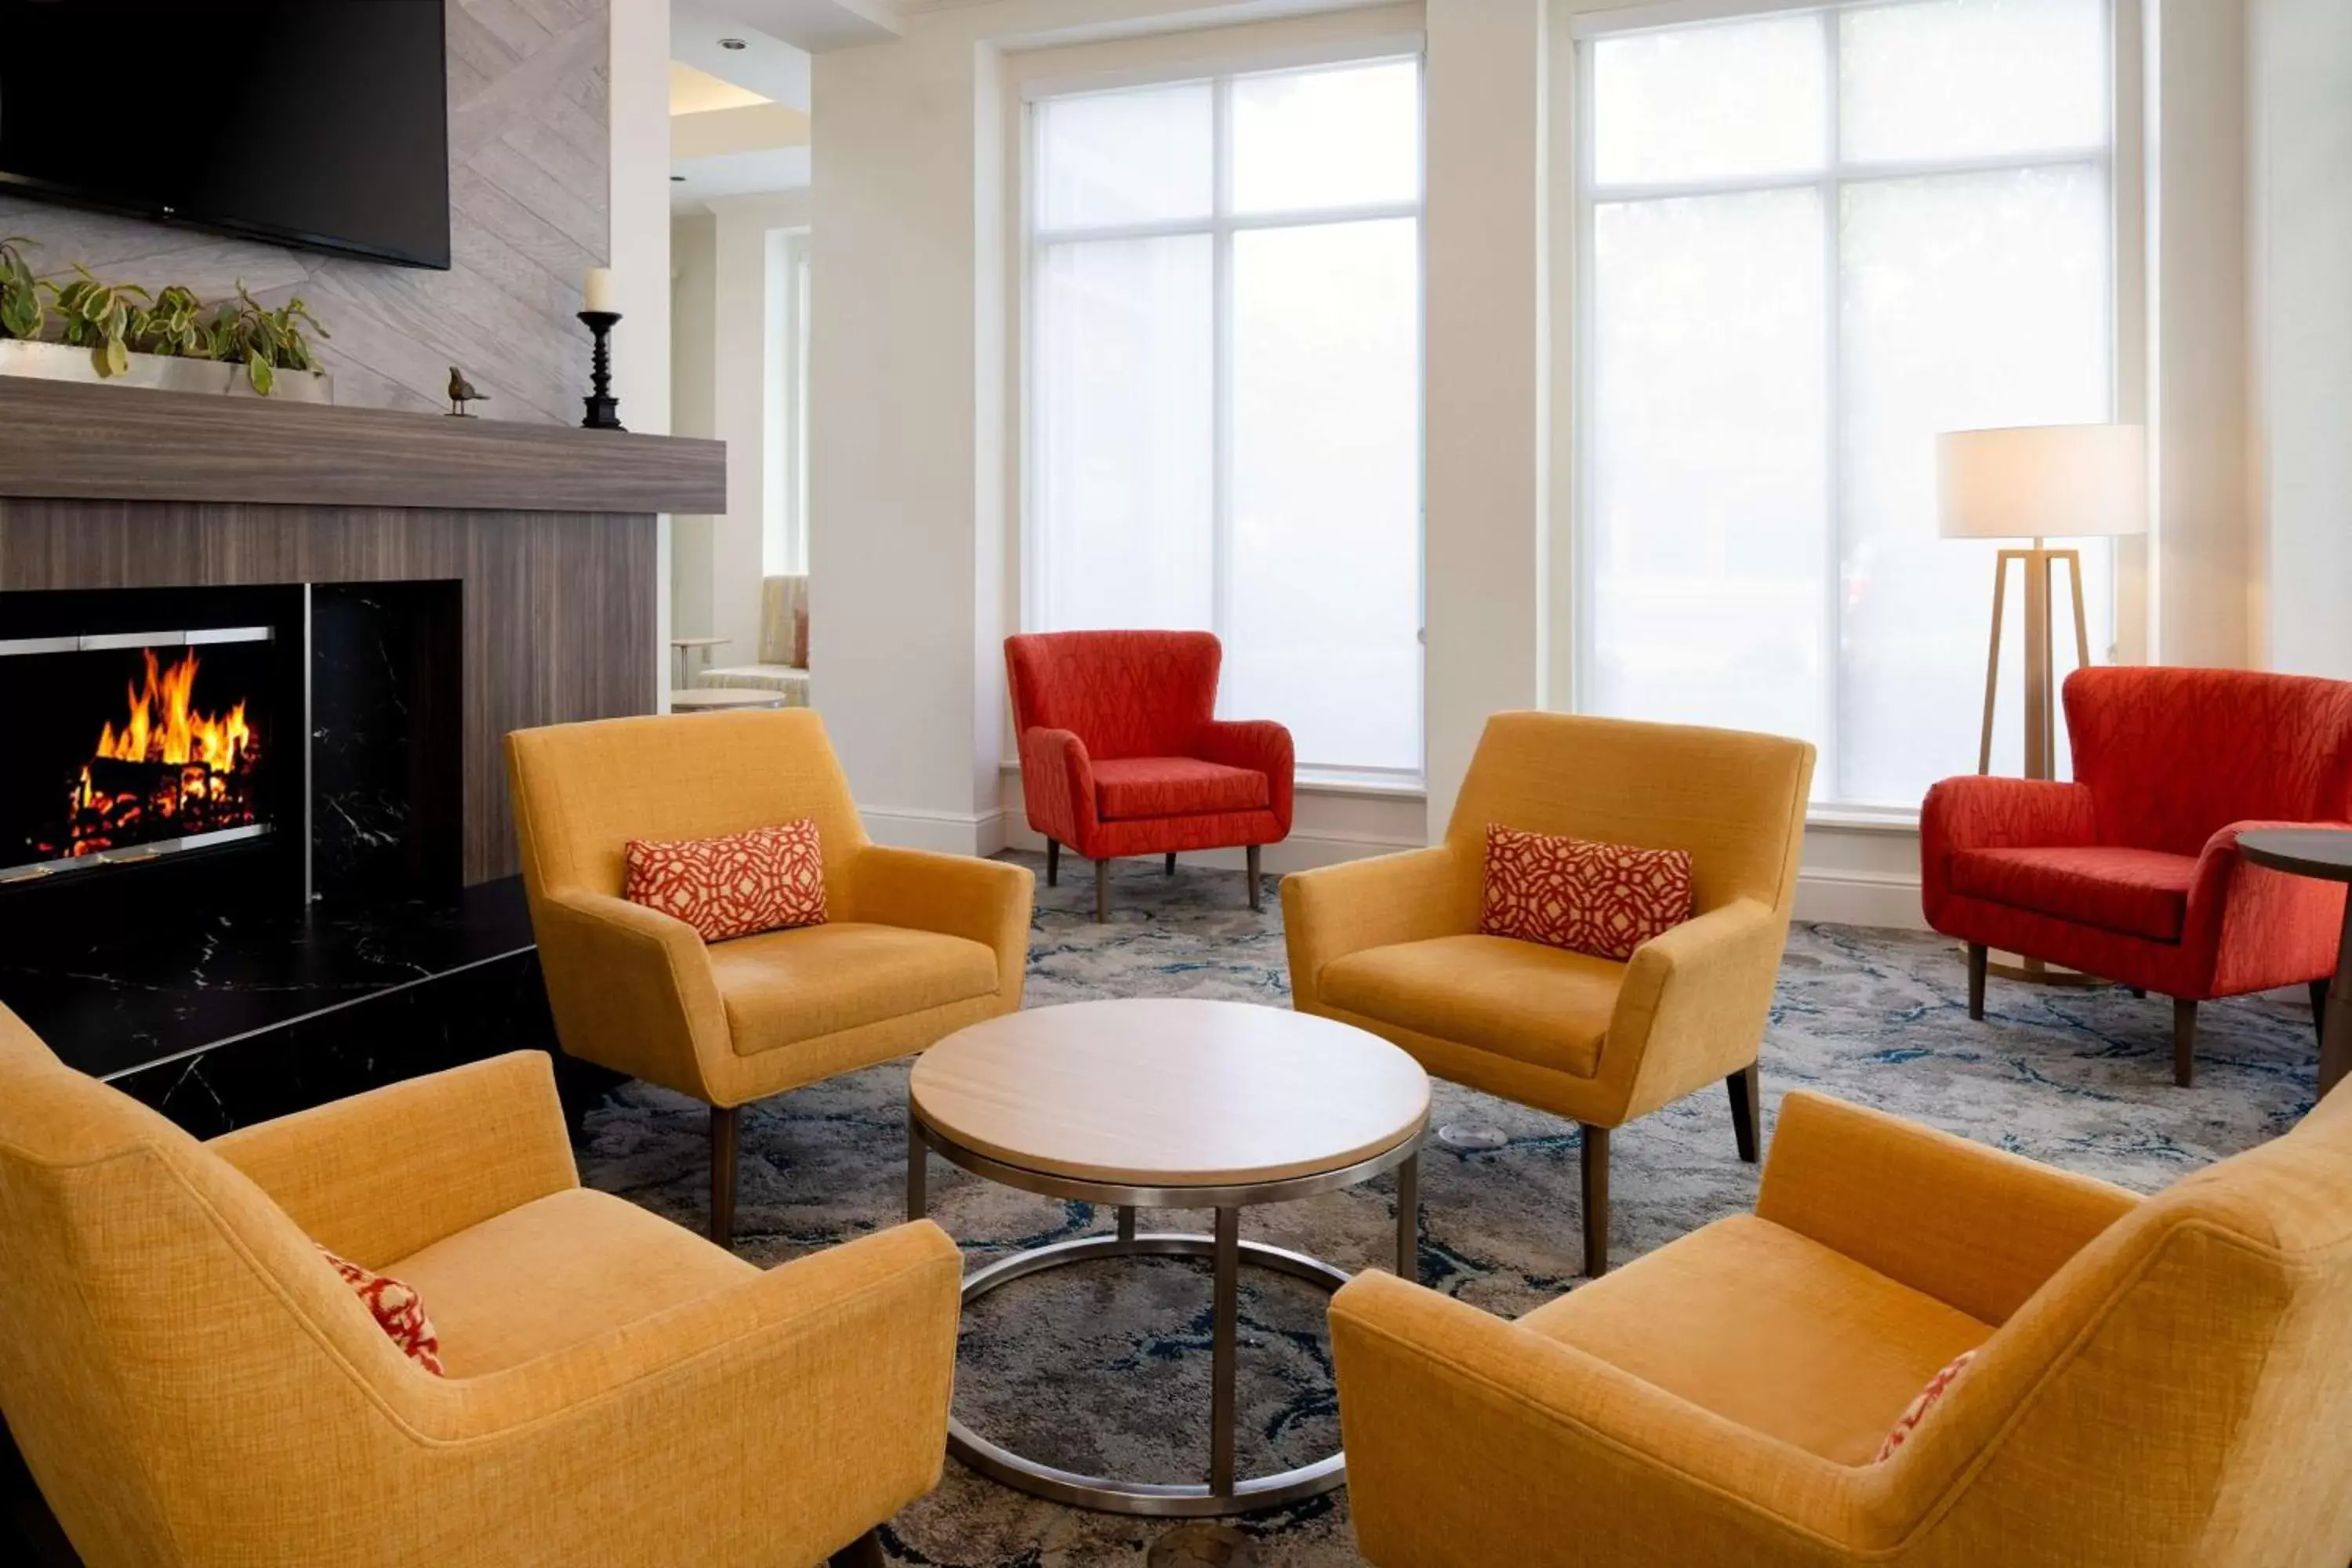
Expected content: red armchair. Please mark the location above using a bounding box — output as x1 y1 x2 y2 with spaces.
1006 630 1294 923
1922 666 2352 1086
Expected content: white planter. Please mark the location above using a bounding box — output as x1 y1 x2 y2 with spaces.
0 337 333 404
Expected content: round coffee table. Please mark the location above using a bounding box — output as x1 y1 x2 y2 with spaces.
2238 828 2352 1098
907 998 1429 1517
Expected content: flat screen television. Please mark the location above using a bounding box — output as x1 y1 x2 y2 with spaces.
0 0 451 270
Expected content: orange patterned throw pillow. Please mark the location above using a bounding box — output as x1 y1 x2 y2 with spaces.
1876 1349 1976 1462
624 819 828 942
1480 824 1693 961
318 1245 445 1376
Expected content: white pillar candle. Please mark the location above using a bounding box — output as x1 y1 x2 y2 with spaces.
583 267 615 314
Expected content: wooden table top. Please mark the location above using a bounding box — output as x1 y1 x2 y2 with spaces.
670 636 730 649
2238 829 2352 882
910 999 1429 1188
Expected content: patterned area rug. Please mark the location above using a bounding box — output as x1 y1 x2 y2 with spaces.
571 852 2323 1568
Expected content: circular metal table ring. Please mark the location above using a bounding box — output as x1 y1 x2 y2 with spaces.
906 1000 1432 1519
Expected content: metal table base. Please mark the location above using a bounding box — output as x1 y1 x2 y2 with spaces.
909 1112 1423 1517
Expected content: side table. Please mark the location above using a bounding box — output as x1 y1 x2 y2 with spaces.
669 688 786 714
2237 828 2352 1098
670 635 728 689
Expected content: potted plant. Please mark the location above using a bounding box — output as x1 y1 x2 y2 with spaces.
53 263 149 378
209 281 330 398
0 236 47 342
0 246 333 403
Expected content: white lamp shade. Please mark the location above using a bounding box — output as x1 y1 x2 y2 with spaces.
1937 423 2148 539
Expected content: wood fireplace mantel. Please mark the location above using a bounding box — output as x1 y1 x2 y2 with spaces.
0 376 724 514
0 378 723 884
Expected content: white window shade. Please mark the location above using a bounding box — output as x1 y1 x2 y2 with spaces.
1227 217 1423 773
1035 82 1213 229
1033 236 1215 633
1580 0 2117 807
1027 57 1425 778
1592 13 1826 186
1589 187 1829 747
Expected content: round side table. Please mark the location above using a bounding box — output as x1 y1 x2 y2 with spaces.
2238 828 2352 1098
908 998 1429 1518
667 688 785 713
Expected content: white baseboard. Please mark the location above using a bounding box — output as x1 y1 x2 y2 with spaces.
860 804 1007 856
1794 867 1926 931
998 817 1418 877
870 795 1929 929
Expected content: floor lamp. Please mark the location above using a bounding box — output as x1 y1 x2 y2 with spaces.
1938 423 2148 982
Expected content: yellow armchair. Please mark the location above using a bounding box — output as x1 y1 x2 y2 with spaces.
505 709 1033 1245
0 1006 961 1568
1283 710 1813 1273
1330 1085 2352 1568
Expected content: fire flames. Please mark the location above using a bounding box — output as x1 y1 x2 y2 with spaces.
59 648 262 858
94 648 254 775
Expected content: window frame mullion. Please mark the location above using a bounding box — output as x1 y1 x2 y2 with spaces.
1819 4 1844 802
1211 74 1236 667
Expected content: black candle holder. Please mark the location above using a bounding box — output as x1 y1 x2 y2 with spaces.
578 310 625 430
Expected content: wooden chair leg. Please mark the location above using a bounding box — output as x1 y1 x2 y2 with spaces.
2313 979 2330 1051
1165 851 1178 876
1094 858 1112 924
2173 997 2198 1088
1580 1124 1610 1278
710 1104 739 1250
1045 838 1059 887
1247 844 1262 912
1727 1065 1761 1163
1966 943 1987 1020
829 1528 886 1567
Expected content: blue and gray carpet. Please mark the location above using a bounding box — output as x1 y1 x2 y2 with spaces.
571 852 2323 1567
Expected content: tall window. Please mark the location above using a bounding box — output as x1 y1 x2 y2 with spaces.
1027 56 1425 779
764 228 811 575
1577 0 2117 806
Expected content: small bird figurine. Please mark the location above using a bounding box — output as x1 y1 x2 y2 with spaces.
446 366 488 417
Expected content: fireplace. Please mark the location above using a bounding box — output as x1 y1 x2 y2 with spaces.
2 634 278 880
0 583 460 953
0 374 708 1127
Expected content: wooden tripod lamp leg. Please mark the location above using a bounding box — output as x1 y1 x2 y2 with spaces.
1978 551 2010 775
2021 541 2053 781
2061 547 2091 670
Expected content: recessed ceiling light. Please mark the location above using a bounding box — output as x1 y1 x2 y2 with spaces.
719 37 747 49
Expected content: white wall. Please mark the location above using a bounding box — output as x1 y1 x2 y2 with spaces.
670 212 718 640
611 0 676 705
2252 0 2352 680
712 191 811 666
1422 0 1548 840
811 27 1000 852
2147 0 2252 669
669 192 810 665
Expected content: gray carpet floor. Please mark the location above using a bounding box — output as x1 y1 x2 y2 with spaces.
570 851 2325 1567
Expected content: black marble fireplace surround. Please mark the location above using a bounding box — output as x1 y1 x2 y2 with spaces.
0 580 561 1134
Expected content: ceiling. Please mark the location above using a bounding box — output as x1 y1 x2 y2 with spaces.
670 60 771 115
670 0 843 210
